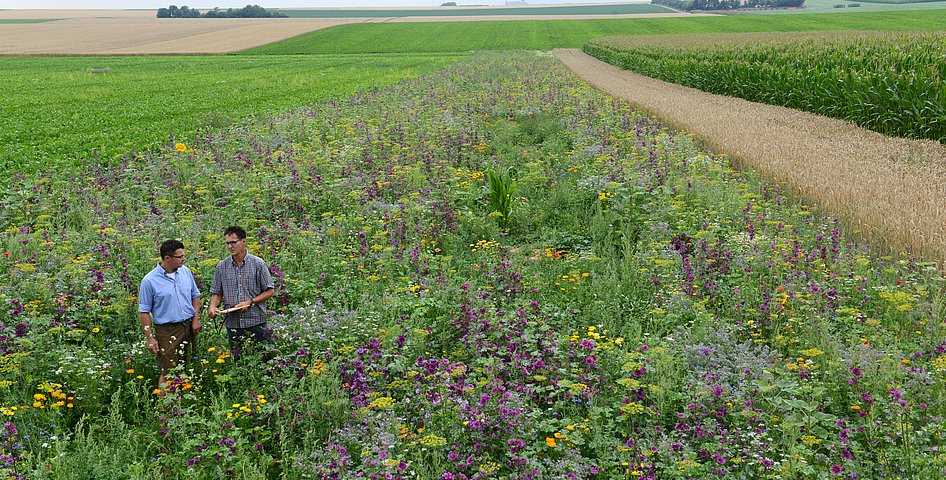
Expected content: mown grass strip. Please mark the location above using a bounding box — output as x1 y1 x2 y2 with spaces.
0 54 465 180
241 9 946 54
281 3 671 17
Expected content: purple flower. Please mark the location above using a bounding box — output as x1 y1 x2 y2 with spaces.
830 464 844 475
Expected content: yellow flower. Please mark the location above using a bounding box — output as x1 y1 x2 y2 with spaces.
800 348 824 357
419 434 447 447
92 328 100 333
174 143 187 152
800 435 821 446
545 437 557 448
126 369 135 374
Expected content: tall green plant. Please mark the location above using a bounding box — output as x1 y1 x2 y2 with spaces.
487 167 516 229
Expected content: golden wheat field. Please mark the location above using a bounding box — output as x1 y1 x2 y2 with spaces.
557 48 946 267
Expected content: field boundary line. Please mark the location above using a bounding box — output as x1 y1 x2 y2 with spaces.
555 48 946 267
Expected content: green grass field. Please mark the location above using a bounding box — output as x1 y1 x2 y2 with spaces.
740 0 946 13
281 3 671 17
0 54 464 179
241 9 946 55
0 19 52 23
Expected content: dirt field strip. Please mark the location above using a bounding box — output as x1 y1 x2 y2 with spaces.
0 17 364 55
556 48 946 266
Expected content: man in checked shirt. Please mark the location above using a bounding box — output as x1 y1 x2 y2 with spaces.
208 226 274 358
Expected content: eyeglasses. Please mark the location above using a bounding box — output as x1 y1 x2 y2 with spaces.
224 240 243 246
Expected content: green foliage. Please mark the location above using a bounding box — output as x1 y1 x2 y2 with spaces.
0 54 464 181
157 4 286 18
486 167 516 229
585 31 946 142
279 3 670 18
242 10 946 54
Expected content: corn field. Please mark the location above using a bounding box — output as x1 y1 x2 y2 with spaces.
584 31 946 143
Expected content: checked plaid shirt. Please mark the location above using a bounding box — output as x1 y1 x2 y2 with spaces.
210 253 274 329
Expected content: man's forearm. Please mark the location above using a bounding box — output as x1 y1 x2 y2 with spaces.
253 288 275 304
139 313 153 339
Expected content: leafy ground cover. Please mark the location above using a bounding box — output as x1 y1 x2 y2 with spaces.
240 9 946 55
281 4 671 18
0 54 464 180
584 31 946 143
1 51 944 479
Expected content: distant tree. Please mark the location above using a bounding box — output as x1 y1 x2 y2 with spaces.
179 5 200 17
442 2 458 5
156 4 287 18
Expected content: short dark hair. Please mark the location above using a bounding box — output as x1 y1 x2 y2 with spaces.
224 225 246 239
160 239 184 259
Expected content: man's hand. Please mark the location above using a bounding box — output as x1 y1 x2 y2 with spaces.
192 318 202 335
146 337 159 355
234 300 252 311
209 305 221 318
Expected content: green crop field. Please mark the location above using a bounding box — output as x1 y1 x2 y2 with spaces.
0 54 464 179
241 9 946 55
584 31 946 142
742 0 946 13
0 19 52 23
281 3 671 17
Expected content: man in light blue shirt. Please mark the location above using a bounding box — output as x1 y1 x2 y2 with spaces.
138 239 202 394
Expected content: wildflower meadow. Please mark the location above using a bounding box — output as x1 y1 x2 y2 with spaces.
1 51 945 479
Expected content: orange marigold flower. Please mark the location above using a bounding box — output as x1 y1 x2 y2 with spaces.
545 437 556 448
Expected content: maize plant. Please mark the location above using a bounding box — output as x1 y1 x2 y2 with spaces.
487 167 516 229
584 31 946 143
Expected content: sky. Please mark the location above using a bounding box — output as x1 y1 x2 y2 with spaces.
0 0 643 8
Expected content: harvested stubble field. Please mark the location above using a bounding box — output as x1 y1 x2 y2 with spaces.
0 16 361 55
557 48 946 268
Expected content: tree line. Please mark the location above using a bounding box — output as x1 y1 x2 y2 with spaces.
156 4 287 18
652 0 804 10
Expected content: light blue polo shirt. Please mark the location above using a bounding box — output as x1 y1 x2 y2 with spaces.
138 263 201 325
